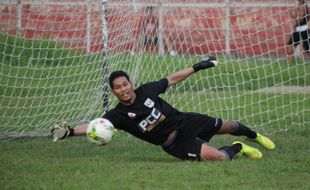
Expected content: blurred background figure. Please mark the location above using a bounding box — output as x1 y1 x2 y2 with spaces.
286 0 310 63
140 6 159 53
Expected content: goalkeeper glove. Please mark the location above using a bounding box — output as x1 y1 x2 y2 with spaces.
192 55 219 72
51 122 74 142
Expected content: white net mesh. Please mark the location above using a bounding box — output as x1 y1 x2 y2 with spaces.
0 0 309 139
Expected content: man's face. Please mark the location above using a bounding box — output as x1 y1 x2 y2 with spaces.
111 76 134 103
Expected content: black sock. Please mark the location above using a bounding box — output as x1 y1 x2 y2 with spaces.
231 121 257 139
68 127 75 136
219 144 242 160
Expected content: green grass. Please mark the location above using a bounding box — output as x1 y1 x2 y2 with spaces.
0 34 310 189
161 91 308 133
1 34 309 135
111 53 310 90
1 129 309 190
0 34 105 133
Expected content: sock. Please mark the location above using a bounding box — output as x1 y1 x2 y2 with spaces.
219 144 242 160
231 121 257 139
68 127 75 136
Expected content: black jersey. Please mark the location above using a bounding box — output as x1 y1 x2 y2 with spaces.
103 78 184 145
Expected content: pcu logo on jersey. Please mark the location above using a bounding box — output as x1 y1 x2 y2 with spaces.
138 107 166 132
144 98 154 108
128 112 136 119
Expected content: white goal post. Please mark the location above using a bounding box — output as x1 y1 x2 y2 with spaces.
0 0 309 139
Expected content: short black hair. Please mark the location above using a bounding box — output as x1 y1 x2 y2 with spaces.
108 70 130 89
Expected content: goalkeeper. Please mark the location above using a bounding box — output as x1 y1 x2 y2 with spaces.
52 56 275 161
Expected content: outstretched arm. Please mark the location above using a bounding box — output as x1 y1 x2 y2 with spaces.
167 56 219 87
51 122 88 142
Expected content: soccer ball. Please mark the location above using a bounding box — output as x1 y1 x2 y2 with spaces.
86 118 115 145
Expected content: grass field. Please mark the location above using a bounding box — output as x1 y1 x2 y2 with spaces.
1 34 309 136
1 129 310 190
1 34 310 189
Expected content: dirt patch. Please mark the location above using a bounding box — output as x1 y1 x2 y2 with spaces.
256 86 310 93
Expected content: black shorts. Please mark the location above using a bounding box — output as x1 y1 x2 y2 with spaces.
288 30 310 51
161 112 222 161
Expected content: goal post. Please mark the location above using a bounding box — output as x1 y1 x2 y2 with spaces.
0 0 309 139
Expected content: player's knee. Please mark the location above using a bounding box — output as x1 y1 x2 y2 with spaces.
218 120 236 134
200 144 228 161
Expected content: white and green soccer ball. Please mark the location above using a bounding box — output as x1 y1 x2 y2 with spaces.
86 118 115 145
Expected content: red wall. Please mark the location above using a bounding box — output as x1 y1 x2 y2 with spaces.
0 3 294 56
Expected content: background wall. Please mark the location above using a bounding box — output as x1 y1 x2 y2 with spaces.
0 0 299 56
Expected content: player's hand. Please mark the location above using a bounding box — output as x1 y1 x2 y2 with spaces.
193 55 219 72
51 122 72 142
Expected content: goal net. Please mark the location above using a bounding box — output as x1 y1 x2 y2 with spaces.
0 0 309 139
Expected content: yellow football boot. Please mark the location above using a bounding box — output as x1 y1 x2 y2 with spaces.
248 133 276 150
233 141 263 159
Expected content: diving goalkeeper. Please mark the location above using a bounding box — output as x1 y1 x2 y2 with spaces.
51 56 275 161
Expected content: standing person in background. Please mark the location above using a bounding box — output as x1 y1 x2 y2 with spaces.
132 5 176 56
286 0 310 63
140 6 159 53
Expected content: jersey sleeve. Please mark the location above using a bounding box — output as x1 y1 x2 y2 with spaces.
140 78 168 96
